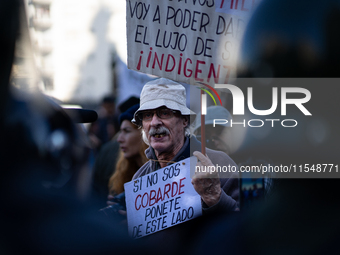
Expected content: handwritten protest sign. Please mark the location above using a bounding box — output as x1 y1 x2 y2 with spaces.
126 0 258 86
124 157 201 238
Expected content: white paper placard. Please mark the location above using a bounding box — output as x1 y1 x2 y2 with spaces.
124 156 201 238
126 0 258 86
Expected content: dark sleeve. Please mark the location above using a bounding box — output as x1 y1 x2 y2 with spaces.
92 141 120 202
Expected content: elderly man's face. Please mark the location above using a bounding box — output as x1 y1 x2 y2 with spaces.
141 107 188 156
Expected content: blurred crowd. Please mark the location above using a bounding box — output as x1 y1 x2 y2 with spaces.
1 0 340 254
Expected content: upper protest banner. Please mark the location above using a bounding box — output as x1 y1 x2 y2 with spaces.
124 157 201 239
126 0 259 86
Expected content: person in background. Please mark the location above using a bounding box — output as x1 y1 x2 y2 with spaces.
88 95 119 153
193 105 233 155
107 104 148 198
99 104 148 219
91 97 142 205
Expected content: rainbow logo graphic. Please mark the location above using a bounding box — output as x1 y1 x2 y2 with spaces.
196 82 222 106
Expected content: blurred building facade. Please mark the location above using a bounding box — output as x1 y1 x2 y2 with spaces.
17 0 151 107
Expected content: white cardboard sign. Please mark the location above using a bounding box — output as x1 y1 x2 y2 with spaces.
124 157 201 238
126 0 258 86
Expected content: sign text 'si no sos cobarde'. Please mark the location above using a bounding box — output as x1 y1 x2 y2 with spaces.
124 157 202 238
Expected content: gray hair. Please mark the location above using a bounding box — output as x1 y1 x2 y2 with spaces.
141 126 191 146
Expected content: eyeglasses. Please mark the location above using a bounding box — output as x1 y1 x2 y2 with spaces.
137 108 178 121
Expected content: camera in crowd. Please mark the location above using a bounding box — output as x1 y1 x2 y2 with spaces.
99 192 126 219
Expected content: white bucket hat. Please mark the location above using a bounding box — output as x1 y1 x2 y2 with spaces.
132 78 196 126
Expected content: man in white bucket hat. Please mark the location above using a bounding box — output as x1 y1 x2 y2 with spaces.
131 78 239 215
132 78 195 160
